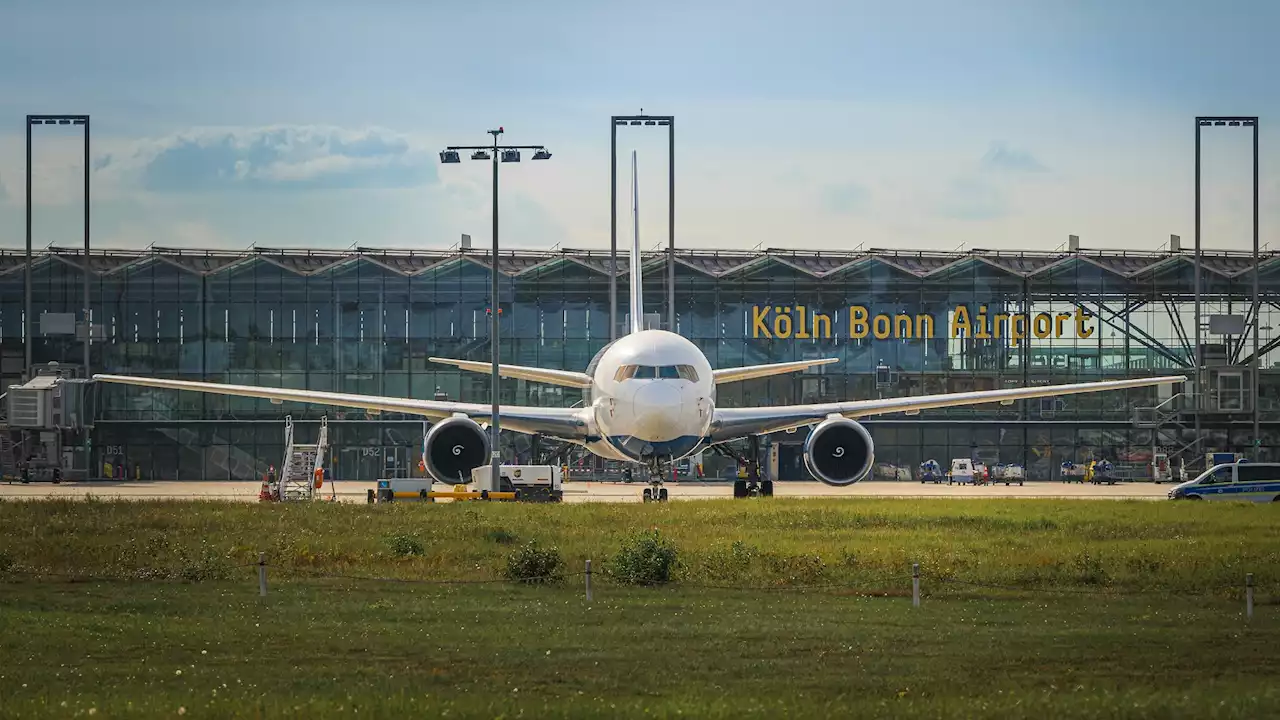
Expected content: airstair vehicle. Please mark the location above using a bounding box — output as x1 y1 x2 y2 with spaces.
278 415 329 501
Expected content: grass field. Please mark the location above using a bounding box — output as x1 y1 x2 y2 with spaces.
1 497 1278 717
1 581 1278 718
1 496 1277 593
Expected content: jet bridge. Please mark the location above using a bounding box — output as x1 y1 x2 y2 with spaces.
3 362 95 482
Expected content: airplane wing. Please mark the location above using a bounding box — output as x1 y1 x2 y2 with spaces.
709 375 1186 441
427 357 592 389
91 374 590 440
712 358 839 384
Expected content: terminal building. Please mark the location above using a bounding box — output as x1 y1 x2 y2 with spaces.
2 240 1276 482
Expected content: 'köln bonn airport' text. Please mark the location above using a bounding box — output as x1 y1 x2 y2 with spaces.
750 305 1096 344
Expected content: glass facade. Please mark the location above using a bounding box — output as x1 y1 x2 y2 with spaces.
3 246 1278 481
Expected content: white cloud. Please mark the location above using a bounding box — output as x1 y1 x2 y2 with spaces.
93 125 439 192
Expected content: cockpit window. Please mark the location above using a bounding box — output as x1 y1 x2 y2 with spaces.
613 364 699 382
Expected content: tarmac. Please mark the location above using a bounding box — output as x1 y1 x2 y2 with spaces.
0 478 1173 503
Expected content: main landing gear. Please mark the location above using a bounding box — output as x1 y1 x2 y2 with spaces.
713 436 774 499
642 459 670 503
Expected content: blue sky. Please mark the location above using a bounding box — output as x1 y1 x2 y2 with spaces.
0 0 1277 253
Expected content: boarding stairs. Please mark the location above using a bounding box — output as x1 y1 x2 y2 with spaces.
1132 392 1203 480
279 415 329 502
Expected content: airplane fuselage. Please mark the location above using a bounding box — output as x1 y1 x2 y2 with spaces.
583 329 715 463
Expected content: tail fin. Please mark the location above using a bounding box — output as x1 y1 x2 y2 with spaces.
628 150 644 335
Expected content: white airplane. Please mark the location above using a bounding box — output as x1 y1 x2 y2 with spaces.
93 151 1185 501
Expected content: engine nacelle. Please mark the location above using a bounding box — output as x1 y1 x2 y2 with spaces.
803 416 875 486
423 416 491 484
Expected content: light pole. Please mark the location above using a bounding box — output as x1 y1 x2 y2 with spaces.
611 114 674 339
26 114 91 476
25 115 90 378
439 129 552 484
1194 116 1260 457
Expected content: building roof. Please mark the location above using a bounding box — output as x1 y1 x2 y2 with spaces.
0 244 1274 283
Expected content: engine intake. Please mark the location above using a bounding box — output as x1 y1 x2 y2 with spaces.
803 416 874 486
423 416 490 484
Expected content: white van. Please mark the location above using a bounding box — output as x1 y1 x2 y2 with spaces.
1167 462 1280 502
948 458 975 485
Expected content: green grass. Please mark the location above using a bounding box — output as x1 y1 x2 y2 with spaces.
0 581 1278 718
1 496 1277 595
1 498 1278 717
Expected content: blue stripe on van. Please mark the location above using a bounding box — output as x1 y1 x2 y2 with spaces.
1188 481 1280 496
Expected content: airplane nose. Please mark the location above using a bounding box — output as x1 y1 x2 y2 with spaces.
631 382 683 440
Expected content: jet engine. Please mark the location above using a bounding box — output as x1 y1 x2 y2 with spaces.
803 416 875 486
423 416 490 484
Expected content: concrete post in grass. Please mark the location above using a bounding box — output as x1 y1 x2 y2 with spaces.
585 559 593 602
912 563 920 607
258 552 268 597
1246 573 1254 620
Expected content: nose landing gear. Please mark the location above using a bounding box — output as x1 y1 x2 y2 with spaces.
642 458 671 502
642 485 669 502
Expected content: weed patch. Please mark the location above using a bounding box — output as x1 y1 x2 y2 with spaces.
503 541 565 584
385 534 425 557
608 529 679 586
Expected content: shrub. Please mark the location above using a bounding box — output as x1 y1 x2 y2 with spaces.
608 529 679 586
385 534 425 557
503 541 564 584
0 549 13 574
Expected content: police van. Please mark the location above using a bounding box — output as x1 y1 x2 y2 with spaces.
1167 461 1280 502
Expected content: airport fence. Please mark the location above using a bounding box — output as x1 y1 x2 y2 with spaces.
3 554 1268 620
